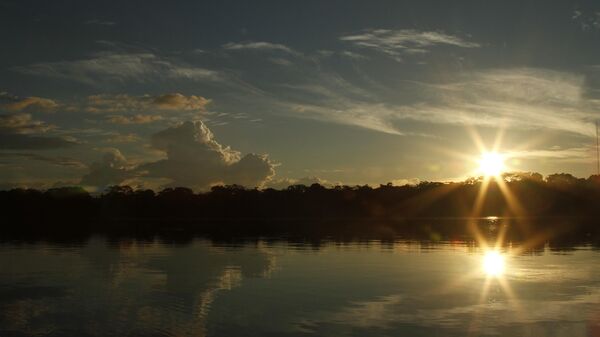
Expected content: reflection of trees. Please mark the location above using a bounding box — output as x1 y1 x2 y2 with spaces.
0 240 277 337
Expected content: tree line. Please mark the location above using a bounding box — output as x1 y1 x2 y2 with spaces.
1 172 600 243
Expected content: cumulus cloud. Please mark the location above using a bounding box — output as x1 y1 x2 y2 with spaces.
138 121 275 189
14 52 220 85
80 148 133 188
340 29 480 60
0 92 58 113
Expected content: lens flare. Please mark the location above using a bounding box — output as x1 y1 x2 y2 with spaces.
482 250 505 276
478 152 505 177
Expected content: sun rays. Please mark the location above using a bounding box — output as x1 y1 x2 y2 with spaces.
408 124 563 324
442 125 553 330
478 152 506 177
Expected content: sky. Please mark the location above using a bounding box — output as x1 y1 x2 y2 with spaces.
1 0 600 191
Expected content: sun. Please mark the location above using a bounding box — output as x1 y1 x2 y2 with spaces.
482 250 505 276
478 152 506 177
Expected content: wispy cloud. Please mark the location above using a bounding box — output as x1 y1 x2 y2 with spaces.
0 92 58 113
507 146 595 163
268 57 293 66
285 101 403 135
270 67 596 139
0 152 87 169
571 9 600 31
14 52 221 85
0 113 55 134
0 133 78 150
0 113 78 149
340 29 480 60
106 114 163 125
84 19 116 26
105 132 141 143
85 93 210 113
83 93 211 125
222 41 298 55
400 68 595 137
340 50 369 60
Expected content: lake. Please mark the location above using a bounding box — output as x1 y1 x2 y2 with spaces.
1 224 599 336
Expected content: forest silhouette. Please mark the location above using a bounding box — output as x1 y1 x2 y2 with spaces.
2 172 600 246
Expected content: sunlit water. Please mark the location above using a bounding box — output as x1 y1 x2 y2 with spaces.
1 236 599 337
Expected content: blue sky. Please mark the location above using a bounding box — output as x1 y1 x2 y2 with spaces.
1 0 600 190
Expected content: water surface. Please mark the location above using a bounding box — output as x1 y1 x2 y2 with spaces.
1 236 599 336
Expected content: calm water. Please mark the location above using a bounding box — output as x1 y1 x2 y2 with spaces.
1 235 599 336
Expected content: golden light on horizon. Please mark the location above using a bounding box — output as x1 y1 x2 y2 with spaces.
478 152 506 177
482 250 505 276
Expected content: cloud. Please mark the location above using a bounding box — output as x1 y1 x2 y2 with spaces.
84 19 116 26
223 41 297 55
80 148 133 188
340 29 480 60
571 9 600 31
278 67 597 138
507 146 595 163
105 132 141 143
0 133 78 150
269 58 293 66
0 113 54 133
107 114 163 124
340 51 369 60
138 121 275 189
286 101 403 135
14 52 220 85
0 113 78 149
266 71 405 134
82 93 210 125
0 92 58 113
0 152 87 169
151 93 211 111
399 68 596 137
85 93 211 114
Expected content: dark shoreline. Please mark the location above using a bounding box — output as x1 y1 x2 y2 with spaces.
3 176 600 245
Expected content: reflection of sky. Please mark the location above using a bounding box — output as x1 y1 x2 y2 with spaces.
0 239 599 336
